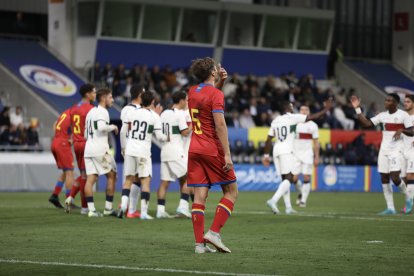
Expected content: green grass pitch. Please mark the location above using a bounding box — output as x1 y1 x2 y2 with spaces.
0 191 413 275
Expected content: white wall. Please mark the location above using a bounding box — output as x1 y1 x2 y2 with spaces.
48 0 73 62
392 0 414 76
74 37 97 68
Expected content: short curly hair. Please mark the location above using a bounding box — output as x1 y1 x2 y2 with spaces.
190 57 216 82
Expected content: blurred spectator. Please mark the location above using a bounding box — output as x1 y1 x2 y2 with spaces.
334 103 355 130
0 125 21 145
10 106 23 127
90 62 102 84
0 106 11 128
27 118 40 147
366 102 378 119
239 109 256 129
226 111 241 128
163 65 177 91
327 43 343 79
13 12 28 34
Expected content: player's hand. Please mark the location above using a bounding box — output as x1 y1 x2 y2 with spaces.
314 156 319 166
323 97 333 110
121 149 125 157
68 138 73 145
262 155 270 167
218 64 228 81
223 154 233 172
393 129 403 141
350 95 361 108
111 125 119 135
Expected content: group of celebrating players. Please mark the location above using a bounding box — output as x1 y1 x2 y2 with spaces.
47 57 414 254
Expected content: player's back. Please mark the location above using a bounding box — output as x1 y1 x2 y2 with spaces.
84 106 110 157
121 103 140 123
270 113 306 156
160 109 186 161
125 107 159 158
70 101 94 143
188 83 223 157
54 109 72 140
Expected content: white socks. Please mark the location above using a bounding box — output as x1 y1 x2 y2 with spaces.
157 204 165 213
283 187 292 209
295 180 302 194
397 180 408 198
302 183 311 203
178 199 189 211
141 199 149 216
271 179 291 204
382 183 395 210
105 201 113 210
407 185 414 199
128 184 140 214
121 195 129 212
87 202 96 212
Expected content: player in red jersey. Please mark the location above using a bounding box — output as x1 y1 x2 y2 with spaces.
49 109 80 208
187 57 238 254
65 83 96 214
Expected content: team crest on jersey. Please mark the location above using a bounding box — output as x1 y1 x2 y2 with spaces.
19 65 77 96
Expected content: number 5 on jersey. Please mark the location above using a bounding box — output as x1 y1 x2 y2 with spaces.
190 108 203 135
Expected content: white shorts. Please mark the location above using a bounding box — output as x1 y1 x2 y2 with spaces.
401 150 414 177
292 159 313 176
161 159 187 181
377 151 403 174
85 153 117 176
124 155 152 178
274 154 295 175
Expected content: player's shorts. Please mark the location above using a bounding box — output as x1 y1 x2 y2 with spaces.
124 155 152 178
161 158 187 182
401 149 414 177
292 159 313 176
187 152 237 188
85 153 117 176
74 141 86 171
51 138 74 170
377 150 403 174
274 153 296 175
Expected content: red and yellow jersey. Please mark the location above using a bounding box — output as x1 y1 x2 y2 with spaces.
188 83 225 157
70 101 94 143
54 109 72 140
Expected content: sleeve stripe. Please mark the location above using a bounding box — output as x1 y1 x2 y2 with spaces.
212 109 224 113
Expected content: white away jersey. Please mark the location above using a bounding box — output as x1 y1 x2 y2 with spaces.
370 109 408 153
160 108 189 161
179 109 192 157
403 114 414 152
121 103 140 123
124 108 163 158
268 113 307 156
84 105 112 157
294 120 318 159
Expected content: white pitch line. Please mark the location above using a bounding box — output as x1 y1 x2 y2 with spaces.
0 259 281 276
235 211 414 223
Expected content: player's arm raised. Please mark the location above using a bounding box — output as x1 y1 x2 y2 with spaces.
306 98 333 122
215 64 228 91
213 112 233 172
350 96 374 128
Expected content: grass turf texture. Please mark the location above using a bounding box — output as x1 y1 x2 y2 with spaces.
0 192 413 275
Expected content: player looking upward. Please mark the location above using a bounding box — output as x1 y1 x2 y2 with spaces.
292 105 320 207
83 88 118 217
393 94 414 214
157 91 191 219
118 91 168 220
351 94 410 215
49 108 80 209
65 84 96 214
188 57 237 254
119 85 144 219
263 100 332 214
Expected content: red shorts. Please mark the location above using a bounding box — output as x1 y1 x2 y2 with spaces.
187 152 237 188
51 138 74 170
73 141 86 171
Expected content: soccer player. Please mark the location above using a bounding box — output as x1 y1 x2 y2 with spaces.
83 88 118 217
351 94 409 215
187 57 237 254
263 100 332 214
118 91 168 220
157 91 191 219
49 108 78 208
393 94 414 214
65 84 96 214
292 105 320 207
119 85 144 219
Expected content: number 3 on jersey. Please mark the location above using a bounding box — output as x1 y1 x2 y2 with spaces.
190 108 203 135
73 115 81 134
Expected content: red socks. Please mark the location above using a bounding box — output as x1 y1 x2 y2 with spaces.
210 198 234 233
52 181 64 197
191 203 205 244
69 176 81 198
79 177 87 208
